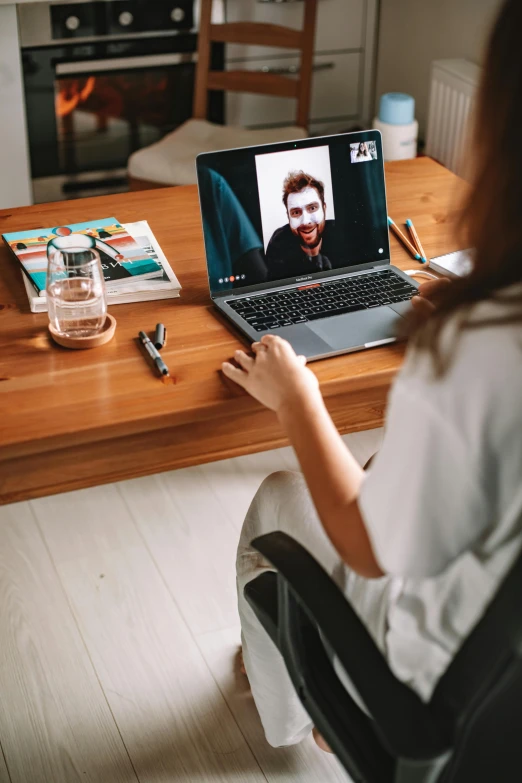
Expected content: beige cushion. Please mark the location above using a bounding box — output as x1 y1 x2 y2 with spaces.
128 118 308 185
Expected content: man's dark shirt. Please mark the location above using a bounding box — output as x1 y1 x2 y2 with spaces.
265 220 345 281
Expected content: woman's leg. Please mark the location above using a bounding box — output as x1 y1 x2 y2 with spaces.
237 470 394 748
236 470 350 747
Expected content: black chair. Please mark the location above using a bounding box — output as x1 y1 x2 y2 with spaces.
244 531 522 782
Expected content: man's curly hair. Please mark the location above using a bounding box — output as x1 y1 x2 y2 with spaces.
282 171 325 209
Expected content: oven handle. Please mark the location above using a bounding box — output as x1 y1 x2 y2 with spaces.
55 51 197 76
258 62 334 76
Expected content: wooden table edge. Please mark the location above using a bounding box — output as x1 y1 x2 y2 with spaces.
0 377 391 504
0 364 398 461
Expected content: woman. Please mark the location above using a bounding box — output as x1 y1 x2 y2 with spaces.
351 141 373 162
222 0 522 749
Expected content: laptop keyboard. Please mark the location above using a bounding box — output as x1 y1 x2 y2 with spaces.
225 270 418 332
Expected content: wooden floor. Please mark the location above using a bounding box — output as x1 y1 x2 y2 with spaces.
0 428 382 783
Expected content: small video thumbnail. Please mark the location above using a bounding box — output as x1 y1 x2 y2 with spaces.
350 140 377 163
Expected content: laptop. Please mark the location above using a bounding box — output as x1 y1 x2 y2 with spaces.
196 130 418 361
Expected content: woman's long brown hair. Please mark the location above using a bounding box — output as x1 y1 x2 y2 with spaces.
411 0 522 373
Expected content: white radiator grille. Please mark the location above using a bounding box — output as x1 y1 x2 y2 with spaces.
425 59 481 177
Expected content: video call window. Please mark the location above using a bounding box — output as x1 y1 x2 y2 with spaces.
255 145 337 280
350 140 378 163
196 133 389 293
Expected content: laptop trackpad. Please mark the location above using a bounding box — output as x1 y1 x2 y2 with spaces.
309 307 401 350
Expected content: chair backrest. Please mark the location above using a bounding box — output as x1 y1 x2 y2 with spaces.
193 0 318 130
427 538 522 781
248 531 522 782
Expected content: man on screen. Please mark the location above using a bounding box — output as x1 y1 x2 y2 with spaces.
265 171 343 280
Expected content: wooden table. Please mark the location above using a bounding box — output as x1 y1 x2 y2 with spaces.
0 157 464 504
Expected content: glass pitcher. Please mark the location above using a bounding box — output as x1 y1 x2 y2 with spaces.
46 234 107 338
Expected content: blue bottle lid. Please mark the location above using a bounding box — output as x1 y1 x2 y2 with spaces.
378 93 415 125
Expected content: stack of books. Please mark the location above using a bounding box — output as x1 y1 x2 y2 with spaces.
2 217 181 313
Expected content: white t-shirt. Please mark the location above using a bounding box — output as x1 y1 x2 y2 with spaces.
351 151 373 163
359 286 522 701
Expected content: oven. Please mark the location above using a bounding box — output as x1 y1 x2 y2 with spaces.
18 0 224 202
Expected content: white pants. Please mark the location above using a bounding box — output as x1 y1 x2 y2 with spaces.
236 470 393 748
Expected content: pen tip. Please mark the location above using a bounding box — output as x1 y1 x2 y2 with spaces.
415 254 421 260
406 219 412 226
387 217 393 225
422 257 428 264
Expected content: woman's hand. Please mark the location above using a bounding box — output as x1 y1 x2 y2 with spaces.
411 276 451 318
222 334 321 415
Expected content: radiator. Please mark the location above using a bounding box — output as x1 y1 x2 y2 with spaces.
425 59 481 177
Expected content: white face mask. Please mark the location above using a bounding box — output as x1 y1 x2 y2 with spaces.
287 187 325 230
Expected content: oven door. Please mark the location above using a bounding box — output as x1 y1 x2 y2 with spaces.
22 36 223 186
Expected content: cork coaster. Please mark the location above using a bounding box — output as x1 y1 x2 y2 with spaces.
49 313 116 349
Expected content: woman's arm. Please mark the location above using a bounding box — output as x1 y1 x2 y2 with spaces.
221 283 447 576
278 392 383 578
222 335 383 578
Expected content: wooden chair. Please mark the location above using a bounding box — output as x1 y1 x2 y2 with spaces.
128 0 318 190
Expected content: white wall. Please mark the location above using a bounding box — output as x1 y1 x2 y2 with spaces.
0 4 32 208
374 0 503 136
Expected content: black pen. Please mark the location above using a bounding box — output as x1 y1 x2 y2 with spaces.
138 330 170 376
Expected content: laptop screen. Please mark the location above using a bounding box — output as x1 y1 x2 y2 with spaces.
196 131 390 297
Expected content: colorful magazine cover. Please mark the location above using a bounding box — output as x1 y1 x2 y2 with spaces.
124 220 180 290
2 217 162 294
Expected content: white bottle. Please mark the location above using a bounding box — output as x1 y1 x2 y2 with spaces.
373 93 418 161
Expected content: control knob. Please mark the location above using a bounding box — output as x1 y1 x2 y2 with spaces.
119 11 134 27
65 15 81 31
171 7 185 23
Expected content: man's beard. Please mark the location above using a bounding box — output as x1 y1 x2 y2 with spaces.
293 219 326 250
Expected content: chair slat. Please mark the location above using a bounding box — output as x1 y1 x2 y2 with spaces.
296 0 318 128
192 0 213 119
209 22 303 50
207 70 299 99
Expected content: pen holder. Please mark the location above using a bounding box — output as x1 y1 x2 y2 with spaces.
49 313 117 349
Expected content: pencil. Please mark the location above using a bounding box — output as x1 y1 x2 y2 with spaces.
406 218 428 263
387 217 421 261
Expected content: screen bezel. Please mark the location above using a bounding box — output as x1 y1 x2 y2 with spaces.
196 129 390 299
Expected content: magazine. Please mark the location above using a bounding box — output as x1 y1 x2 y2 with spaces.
15 220 181 313
123 220 180 293
2 217 165 296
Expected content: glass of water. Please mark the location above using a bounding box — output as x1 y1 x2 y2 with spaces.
46 234 107 338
